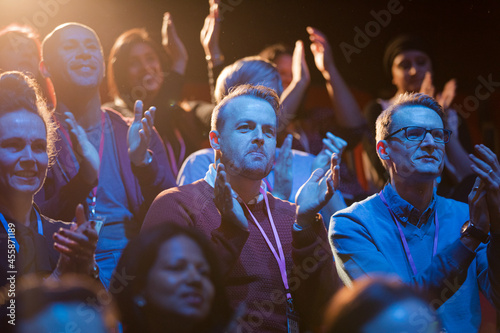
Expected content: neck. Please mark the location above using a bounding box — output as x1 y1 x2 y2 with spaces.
56 93 102 129
390 177 434 212
0 195 34 227
227 173 262 204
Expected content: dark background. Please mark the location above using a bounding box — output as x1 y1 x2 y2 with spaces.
1 0 499 146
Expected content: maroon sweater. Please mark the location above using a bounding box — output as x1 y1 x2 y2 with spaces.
142 180 339 332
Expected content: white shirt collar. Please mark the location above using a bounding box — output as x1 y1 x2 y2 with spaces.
204 164 267 205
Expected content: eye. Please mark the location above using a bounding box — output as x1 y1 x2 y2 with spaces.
398 60 411 70
416 57 429 66
264 127 276 137
86 43 99 50
237 124 250 132
406 127 424 140
1 139 23 152
32 141 47 153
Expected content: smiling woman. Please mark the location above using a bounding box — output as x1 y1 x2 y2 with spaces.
112 223 233 333
0 71 99 330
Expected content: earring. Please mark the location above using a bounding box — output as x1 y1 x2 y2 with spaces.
134 295 146 308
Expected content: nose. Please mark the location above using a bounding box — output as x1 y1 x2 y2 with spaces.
185 265 203 285
408 64 417 76
420 132 438 147
20 146 36 166
252 127 265 147
75 44 91 59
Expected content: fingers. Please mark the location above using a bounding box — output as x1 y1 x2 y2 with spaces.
331 153 341 190
161 12 170 41
309 168 326 182
470 145 499 189
420 72 435 97
134 100 144 122
74 204 87 227
277 134 292 164
53 229 95 259
468 177 485 203
322 132 347 156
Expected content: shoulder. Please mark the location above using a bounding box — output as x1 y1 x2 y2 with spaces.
41 215 72 234
331 193 382 228
267 192 296 215
103 107 133 127
154 180 213 206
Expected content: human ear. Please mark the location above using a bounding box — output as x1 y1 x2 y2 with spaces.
377 140 391 160
209 131 220 150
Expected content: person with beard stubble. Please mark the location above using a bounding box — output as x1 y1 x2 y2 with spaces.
142 84 341 332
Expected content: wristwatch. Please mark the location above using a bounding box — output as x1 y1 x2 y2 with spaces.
460 220 490 244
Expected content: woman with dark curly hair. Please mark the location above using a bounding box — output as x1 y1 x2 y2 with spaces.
112 223 233 333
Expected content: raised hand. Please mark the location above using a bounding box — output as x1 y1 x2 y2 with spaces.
469 144 500 232
419 72 435 97
291 40 310 86
312 132 347 172
273 134 293 200
64 111 99 185
53 204 98 277
214 163 248 230
295 153 341 227
437 78 456 110
307 26 334 79
162 12 188 75
200 0 223 67
128 100 155 166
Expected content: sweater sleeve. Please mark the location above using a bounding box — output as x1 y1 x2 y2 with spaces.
290 215 340 330
142 184 249 276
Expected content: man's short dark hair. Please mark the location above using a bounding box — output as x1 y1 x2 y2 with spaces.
375 92 444 143
211 84 281 132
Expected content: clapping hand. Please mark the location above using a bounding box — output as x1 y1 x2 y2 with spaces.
469 144 500 233
295 152 342 227
214 163 248 230
162 12 188 74
53 204 98 277
273 134 293 200
128 100 155 167
64 112 100 185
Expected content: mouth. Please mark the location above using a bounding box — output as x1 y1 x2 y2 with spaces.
15 170 37 178
418 155 439 161
70 63 97 72
181 291 204 307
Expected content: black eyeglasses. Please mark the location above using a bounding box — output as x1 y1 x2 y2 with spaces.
384 126 452 143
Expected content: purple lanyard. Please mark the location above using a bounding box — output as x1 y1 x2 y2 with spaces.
379 191 439 276
243 188 291 299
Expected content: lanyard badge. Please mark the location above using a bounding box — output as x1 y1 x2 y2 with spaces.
243 188 300 332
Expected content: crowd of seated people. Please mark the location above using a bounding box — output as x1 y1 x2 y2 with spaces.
0 0 499 332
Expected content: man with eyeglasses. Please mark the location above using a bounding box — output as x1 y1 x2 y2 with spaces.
330 92 500 332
